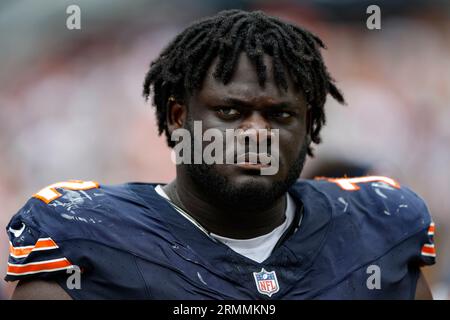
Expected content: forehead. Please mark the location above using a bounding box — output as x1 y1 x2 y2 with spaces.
195 53 305 105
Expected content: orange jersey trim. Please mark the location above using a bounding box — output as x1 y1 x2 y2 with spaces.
9 238 58 258
33 180 99 204
7 258 72 276
316 176 401 191
428 222 435 236
421 244 436 256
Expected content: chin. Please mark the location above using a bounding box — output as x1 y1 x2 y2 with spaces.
230 173 279 189
186 161 296 209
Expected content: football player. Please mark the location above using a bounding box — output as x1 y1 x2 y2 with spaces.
6 10 435 299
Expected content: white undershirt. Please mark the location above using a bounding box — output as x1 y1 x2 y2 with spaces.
155 185 297 263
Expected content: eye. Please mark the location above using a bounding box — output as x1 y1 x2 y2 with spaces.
217 107 240 119
271 111 293 119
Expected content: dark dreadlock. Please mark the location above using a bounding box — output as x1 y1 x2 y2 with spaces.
143 9 345 156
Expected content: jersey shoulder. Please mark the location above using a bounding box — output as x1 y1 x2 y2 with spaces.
5 180 170 282
304 176 431 230
7 180 151 241
296 176 435 265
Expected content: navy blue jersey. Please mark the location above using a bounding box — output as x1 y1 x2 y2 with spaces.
5 177 435 299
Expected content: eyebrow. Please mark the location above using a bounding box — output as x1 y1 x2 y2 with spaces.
220 97 299 110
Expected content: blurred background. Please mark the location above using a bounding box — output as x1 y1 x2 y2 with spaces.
0 0 449 299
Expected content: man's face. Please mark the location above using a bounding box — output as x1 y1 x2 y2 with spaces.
182 53 309 209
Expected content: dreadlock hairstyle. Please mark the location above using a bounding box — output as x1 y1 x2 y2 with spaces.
143 9 345 156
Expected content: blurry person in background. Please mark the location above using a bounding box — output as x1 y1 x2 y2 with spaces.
4 9 436 299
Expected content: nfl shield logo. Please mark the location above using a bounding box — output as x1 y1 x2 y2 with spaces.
253 268 279 297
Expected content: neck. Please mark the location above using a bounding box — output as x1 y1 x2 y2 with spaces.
163 170 287 239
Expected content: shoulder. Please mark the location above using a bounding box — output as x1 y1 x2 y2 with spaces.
294 176 432 232
288 176 435 298
7 180 176 244
290 176 434 254
8 180 150 241
291 176 435 265
5 180 169 284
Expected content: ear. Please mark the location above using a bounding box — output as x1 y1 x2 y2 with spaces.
167 99 187 135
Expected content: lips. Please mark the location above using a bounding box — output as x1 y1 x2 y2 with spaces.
235 152 271 169
235 162 270 169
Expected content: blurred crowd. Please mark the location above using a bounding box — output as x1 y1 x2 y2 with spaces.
0 0 449 299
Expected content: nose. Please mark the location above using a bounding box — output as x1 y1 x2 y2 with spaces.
240 112 270 131
238 112 272 145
